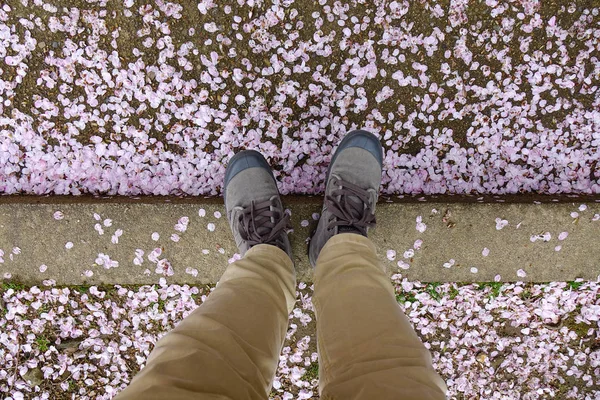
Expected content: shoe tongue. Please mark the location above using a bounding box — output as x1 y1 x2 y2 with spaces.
333 188 367 236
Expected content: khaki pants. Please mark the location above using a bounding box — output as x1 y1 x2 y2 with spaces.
115 234 447 399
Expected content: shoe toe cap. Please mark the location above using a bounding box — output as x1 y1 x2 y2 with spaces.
224 150 272 196
339 130 383 166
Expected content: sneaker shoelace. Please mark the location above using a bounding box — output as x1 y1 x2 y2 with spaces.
324 177 376 236
238 198 291 249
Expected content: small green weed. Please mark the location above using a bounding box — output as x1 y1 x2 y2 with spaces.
157 298 166 312
567 281 583 290
37 303 51 314
35 336 51 352
304 363 319 381
1 282 26 291
448 286 459 300
477 282 503 298
396 292 417 303
73 285 91 294
425 282 442 301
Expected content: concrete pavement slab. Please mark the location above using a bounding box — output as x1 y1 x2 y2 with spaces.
0 196 599 284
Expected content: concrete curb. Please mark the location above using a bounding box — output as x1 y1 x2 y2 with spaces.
0 195 599 284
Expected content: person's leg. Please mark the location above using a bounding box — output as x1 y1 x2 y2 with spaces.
116 150 296 400
313 234 446 399
309 130 447 399
116 245 295 400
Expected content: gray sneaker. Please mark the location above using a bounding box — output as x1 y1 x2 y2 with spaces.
223 150 292 259
308 130 383 267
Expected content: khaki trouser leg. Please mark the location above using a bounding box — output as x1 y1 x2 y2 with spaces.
115 244 296 400
313 233 447 400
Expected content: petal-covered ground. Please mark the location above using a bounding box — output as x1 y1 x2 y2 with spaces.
2 1 600 399
0 279 599 399
0 0 599 195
